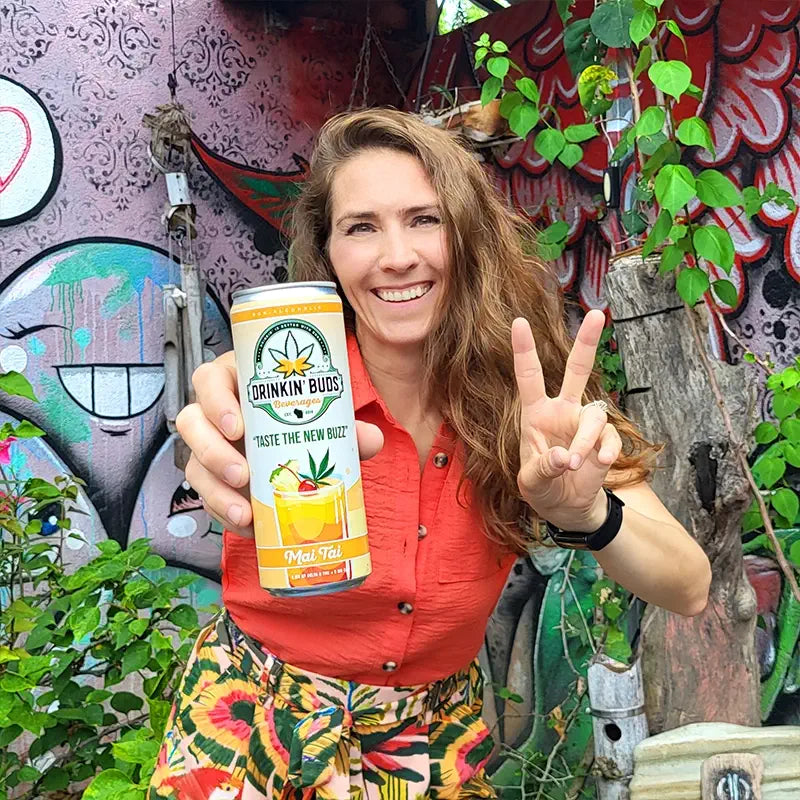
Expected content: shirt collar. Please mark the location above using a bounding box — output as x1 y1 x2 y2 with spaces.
346 330 379 412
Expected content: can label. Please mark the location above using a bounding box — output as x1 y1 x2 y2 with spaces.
232 292 370 594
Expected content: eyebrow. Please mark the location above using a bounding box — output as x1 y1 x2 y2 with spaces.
334 204 441 227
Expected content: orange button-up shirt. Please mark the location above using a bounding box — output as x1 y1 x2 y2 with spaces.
222 333 517 686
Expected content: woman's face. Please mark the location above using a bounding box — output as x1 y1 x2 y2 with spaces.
328 148 449 350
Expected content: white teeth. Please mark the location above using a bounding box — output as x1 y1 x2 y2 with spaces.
376 283 431 303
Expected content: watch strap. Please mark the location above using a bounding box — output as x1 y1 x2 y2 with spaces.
545 488 625 551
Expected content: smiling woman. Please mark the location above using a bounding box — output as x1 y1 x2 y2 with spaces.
162 108 712 800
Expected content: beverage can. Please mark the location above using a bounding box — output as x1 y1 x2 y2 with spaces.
230 281 370 597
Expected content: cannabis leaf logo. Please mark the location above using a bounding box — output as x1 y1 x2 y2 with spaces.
299 449 335 488
269 332 314 378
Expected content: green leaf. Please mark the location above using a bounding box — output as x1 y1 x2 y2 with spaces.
712 279 738 307
634 44 652 79
474 46 488 68
0 371 38 402
70 605 101 642
54 705 104 725
149 697 172 738
564 122 598 143
753 456 785 489
515 77 540 104
167 603 199 630
40 768 70 792
534 128 566 163
637 131 668 156
508 102 540 139
621 210 648 235
668 224 688 241
659 244 685 273
564 19 599 77
610 127 635 162
677 117 715 157
129 618 148 636
83 769 137 800
86 689 113 703
665 19 687 50
644 0 664 7
635 106 665 137
642 140 681 180
499 91 523 119
772 488 799 524
655 164 696 216
590 0 636 48
786 443 800 468
630 7 656 45
16 765 40 782
113 738 160 765
648 60 692 100
539 220 570 244
487 56 510 79
642 209 673 257
558 143 583 168
754 422 780 444
556 0 574 23
774 391 800 420
12 420 46 438
790 539 800 568
693 225 735 271
480 76 502 106
685 82 704 101
780 418 800 444
491 40 509 53
142 554 166 570
121 641 151 677
676 267 709 305
695 169 741 208
742 510 764 534
781 367 800 388
111 691 145 714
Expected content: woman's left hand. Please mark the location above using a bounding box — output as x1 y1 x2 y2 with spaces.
512 309 623 532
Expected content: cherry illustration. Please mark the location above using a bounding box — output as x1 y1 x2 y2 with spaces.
298 480 317 493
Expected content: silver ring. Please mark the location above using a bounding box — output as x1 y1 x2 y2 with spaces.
580 399 608 417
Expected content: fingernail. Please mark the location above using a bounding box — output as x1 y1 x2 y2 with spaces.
570 454 582 469
224 464 242 486
227 504 243 525
221 413 237 438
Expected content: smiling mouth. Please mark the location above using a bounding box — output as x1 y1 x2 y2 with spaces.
56 363 165 420
373 282 433 303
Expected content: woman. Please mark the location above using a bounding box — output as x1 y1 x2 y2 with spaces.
151 109 711 800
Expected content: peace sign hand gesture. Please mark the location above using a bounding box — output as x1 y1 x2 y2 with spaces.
513 309 623 533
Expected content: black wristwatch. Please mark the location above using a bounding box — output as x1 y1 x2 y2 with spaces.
545 488 625 551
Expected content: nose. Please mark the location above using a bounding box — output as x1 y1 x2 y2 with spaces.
378 225 418 272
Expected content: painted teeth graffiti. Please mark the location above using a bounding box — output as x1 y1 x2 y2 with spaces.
55 363 165 419
0 237 232 544
0 76 62 227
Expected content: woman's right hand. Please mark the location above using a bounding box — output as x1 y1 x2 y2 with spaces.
177 350 384 537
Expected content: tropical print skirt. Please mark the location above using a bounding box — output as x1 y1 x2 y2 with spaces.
148 612 496 800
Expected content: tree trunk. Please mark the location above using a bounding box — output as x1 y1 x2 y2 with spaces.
604 255 760 732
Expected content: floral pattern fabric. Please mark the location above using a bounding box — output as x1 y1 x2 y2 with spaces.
149 613 496 800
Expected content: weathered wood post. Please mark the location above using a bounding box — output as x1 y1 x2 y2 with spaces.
587 654 649 799
604 255 760 732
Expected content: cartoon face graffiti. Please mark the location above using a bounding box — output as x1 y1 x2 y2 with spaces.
0 238 232 541
128 433 224 581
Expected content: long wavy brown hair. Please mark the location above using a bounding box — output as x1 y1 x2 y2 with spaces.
289 108 658 553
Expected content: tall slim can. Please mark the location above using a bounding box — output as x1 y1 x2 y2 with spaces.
230 282 371 597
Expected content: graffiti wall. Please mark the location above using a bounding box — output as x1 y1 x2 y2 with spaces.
0 0 401 606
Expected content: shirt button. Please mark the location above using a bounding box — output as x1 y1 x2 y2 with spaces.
382 661 398 672
433 452 449 468
417 524 427 539
398 602 413 614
